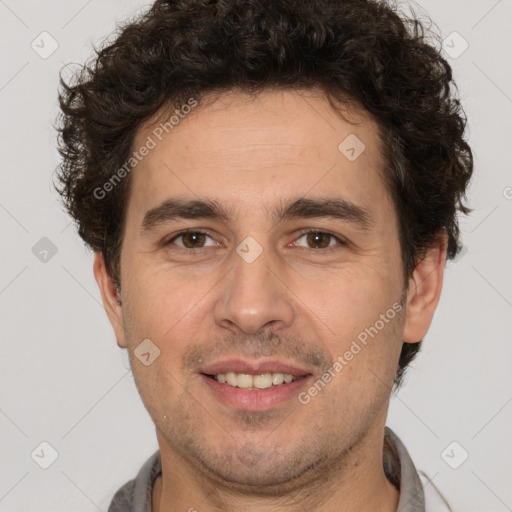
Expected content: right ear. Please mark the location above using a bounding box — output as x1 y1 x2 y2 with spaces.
93 252 127 348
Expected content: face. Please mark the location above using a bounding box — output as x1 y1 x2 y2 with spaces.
95 88 443 490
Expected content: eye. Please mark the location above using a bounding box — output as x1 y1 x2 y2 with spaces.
166 230 218 249
164 229 345 253
293 230 345 251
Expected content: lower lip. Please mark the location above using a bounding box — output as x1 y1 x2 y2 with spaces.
201 374 313 411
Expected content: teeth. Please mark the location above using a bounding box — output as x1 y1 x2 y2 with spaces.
237 373 253 388
226 372 237 387
213 372 299 389
272 373 284 385
253 374 273 389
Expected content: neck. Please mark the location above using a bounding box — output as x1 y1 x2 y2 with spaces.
152 423 400 512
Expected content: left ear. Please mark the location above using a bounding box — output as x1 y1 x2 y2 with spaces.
402 230 448 344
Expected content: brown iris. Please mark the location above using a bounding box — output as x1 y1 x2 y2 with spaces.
181 232 207 248
305 232 332 249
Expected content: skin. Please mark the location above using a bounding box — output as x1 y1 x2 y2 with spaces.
94 88 447 511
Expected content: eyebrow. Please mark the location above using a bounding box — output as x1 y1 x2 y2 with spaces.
140 196 375 235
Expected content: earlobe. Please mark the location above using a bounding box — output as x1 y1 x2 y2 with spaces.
93 252 127 348
402 233 448 344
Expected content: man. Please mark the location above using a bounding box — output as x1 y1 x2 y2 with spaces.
55 0 473 510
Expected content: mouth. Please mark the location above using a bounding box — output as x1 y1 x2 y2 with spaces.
198 359 314 410
205 371 300 389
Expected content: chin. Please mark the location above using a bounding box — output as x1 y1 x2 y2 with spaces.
207 464 312 492
194 442 325 493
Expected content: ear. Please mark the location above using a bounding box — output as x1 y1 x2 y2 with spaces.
93 252 127 348
402 232 448 344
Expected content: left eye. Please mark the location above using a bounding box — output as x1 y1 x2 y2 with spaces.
293 231 342 249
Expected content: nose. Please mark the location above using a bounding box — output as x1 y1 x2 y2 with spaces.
213 243 295 335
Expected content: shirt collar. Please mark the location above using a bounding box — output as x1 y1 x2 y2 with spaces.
384 426 426 511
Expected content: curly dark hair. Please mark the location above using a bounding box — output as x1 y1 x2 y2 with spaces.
54 0 473 387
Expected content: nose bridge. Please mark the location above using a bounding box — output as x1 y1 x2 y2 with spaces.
213 239 295 334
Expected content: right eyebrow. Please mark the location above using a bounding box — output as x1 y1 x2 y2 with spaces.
140 198 232 235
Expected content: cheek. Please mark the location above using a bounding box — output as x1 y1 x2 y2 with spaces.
122 258 211 341
293 262 404 399
121 240 402 360
292 262 398 339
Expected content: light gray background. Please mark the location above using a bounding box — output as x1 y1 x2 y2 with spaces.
1 0 511 510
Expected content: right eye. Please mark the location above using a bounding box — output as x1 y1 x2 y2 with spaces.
165 230 219 250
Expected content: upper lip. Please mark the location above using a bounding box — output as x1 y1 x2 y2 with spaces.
199 359 313 377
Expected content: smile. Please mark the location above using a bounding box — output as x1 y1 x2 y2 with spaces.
207 372 299 390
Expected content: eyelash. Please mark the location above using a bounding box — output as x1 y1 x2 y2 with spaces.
164 228 346 254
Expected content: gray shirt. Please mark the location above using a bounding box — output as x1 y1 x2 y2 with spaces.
108 427 450 511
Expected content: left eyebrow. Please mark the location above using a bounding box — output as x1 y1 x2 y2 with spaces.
272 197 375 231
139 196 375 235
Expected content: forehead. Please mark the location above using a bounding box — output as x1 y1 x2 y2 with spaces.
126 88 390 227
